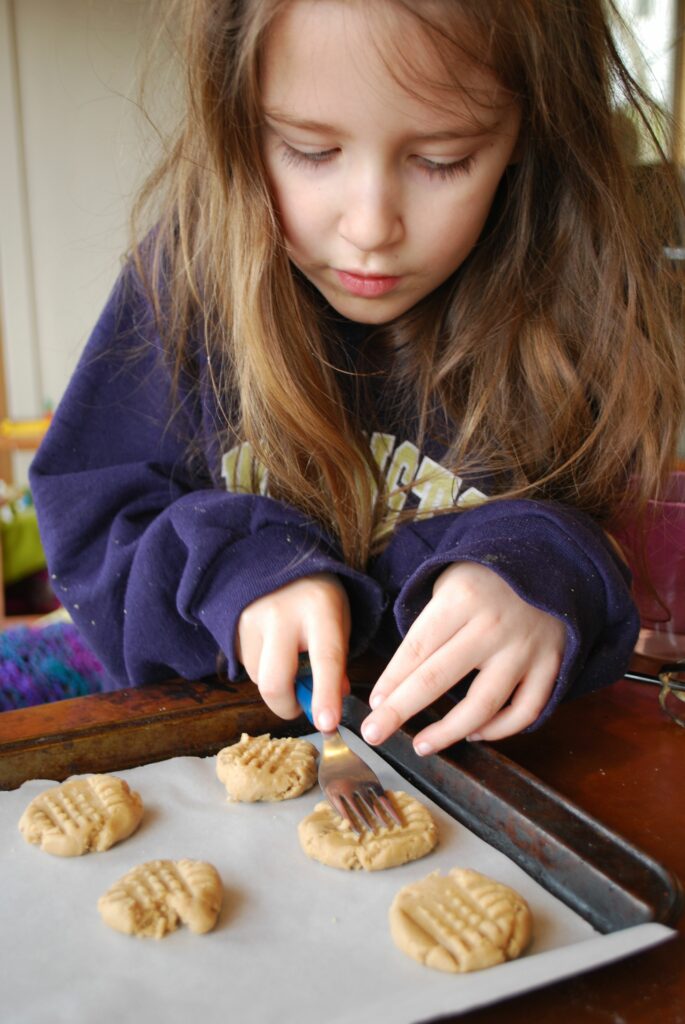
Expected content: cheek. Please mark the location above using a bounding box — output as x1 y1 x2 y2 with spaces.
271 179 327 248
427 200 487 264
435 173 505 255
268 172 309 224
264 163 299 233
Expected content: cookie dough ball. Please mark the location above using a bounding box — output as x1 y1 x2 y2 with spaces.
389 867 533 972
298 790 438 871
18 774 144 857
98 859 223 938
216 732 318 801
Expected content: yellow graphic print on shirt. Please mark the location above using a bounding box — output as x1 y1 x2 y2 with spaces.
221 433 485 538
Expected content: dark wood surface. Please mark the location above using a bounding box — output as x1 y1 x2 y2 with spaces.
0 676 283 788
0 664 683 1023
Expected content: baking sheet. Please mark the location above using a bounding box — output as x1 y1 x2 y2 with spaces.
0 729 674 1024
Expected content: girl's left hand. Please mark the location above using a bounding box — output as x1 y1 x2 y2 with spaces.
361 561 566 755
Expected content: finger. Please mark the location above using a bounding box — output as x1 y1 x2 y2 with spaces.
368 598 469 709
362 627 488 746
235 629 262 686
408 658 524 754
307 621 349 733
465 653 562 742
256 633 301 720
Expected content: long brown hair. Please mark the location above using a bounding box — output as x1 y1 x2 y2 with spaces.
132 0 685 569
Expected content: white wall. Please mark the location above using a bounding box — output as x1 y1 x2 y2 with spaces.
618 0 677 108
0 0 171 479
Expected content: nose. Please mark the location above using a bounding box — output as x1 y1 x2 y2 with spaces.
337 169 404 253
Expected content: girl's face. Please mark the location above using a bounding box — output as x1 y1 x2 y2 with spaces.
260 0 521 325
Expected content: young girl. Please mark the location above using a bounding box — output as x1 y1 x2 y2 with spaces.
30 0 684 756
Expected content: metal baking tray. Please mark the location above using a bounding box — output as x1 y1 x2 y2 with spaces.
328 694 684 933
2 678 681 934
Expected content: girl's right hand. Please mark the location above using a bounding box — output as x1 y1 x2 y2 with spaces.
236 573 351 733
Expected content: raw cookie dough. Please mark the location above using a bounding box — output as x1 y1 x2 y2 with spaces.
216 732 318 801
18 774 144 857
298 790 438 871
389 867 533 972
98 859 223 938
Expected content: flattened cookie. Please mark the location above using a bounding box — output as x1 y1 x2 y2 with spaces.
389 867 533 972
298 790 437 871
98 859 223 938
18 774 143 857
216 732 318 801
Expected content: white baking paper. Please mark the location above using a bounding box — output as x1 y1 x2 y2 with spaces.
0 729 674 1024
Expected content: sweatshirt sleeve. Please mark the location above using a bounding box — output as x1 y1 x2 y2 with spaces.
369 499 639 726
29 267 385 686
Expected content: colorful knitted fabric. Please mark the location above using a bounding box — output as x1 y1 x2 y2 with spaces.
0 623 116 711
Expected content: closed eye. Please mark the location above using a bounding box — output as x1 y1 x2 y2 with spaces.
277 142 475 180
279 142 338 168
415 155 475 180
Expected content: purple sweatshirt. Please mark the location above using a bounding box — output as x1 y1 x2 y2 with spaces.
30 264 639 723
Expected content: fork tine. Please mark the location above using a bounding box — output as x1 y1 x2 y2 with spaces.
360 787 403 831
337 794 364 836
374 790 404 828
354 789 382 832
323 790 363 836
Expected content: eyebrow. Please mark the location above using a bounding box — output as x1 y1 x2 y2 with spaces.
262 110 496 140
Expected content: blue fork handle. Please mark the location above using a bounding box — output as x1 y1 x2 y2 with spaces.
295 671 315 726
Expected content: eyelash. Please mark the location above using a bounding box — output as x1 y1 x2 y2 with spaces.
417 155 475 180
278 143 474 180
280 144 336 168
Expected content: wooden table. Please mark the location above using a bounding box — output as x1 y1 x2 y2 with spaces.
0 664 683 1023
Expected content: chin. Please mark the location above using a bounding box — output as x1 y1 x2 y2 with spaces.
334 305 399 325
324 291 416 325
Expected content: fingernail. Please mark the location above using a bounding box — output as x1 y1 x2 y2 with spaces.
318 709 335 732
466 733 482 742
414 741 432 757
362 721 380 744
369 693 384 709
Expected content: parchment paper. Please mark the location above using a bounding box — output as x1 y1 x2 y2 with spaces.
0 729 673 1024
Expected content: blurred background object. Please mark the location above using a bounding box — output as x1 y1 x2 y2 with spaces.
617 471 685 659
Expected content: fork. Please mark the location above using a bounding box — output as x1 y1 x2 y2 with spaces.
295 670 402 836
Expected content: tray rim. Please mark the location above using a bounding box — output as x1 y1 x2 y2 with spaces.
338 694 685 933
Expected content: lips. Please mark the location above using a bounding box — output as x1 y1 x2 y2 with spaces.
335 270 401 297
